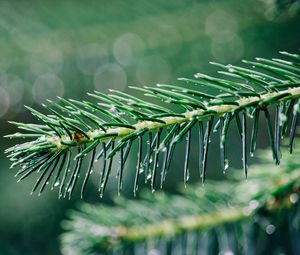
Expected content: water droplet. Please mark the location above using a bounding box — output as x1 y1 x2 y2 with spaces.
186 170 190 181
149 157 153 163
46 181 49 185
147 173 152 180
250 152 254 157
290 193 299 204
139 164 144 174
54 181 60 187
90 170 93 174
109 105 117 113
224 158 229 170
159 143 166 152
265 224 276 235
249 200 259 209
223 251 234 255
279 113 287 126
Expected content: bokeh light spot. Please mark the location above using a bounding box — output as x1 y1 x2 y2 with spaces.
77 43 109 75
136 55 171 84
0 73 24 106
205 10 238 38
32 74 64 104
0 87 10 117
113 33 145 66
210 33 244 63
30 47 63 75
94 63 127 92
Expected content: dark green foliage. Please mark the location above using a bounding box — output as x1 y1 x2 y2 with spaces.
262 0 300 16
61 149 300 255
5 50 300 198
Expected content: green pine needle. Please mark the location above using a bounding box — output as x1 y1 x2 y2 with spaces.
5 50 300 198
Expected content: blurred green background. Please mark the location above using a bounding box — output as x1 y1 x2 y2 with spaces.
0 0 299 254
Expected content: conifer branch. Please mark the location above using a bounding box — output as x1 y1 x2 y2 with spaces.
61 149 300 254
5 50 300 198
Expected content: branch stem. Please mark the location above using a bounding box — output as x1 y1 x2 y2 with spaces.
113 167 300 242
48 86 300 151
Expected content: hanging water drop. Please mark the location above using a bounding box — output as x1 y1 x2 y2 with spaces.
223 251 234 255
224 158 229 170
109 105 117 113
265 224 276 235
279 112 287 126
139 163 145 174
249 200 259 209
289 193 299 204
54 181 60 187
186 170 190 181
147 173 152 180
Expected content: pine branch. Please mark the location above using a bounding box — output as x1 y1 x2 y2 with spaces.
5 50 300 198
61 149 300 255
262 0 300 16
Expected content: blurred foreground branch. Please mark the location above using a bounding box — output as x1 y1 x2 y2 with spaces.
61 147 300 255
